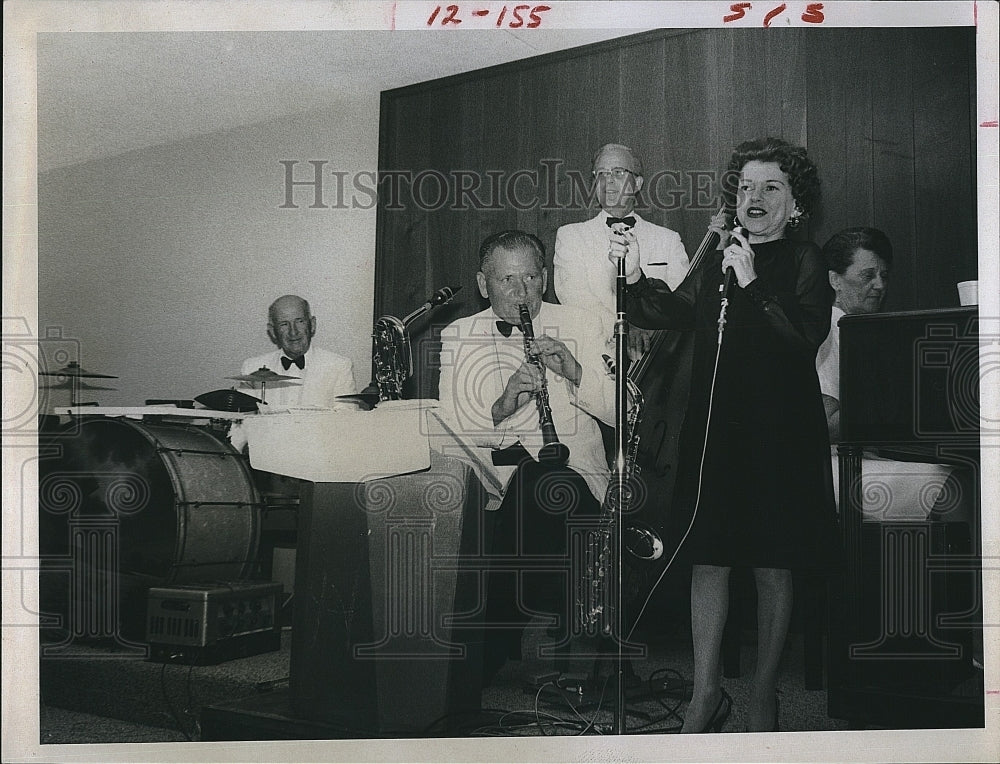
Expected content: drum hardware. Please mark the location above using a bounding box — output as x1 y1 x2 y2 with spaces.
40 376 117 407
226 367 299 404
158 446 247 458
173 499 256 507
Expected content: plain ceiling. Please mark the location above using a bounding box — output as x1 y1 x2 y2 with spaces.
36 29 646 173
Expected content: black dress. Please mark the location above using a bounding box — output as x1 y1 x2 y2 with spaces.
627 239 837 569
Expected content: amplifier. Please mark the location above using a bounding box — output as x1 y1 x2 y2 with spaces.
146 581 282 664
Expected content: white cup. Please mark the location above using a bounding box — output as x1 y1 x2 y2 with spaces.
957 280 978 306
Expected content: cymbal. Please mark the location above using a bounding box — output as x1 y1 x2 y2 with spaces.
226 367 298 383
41 379 117 391
195 388 261 413
39 361 118 379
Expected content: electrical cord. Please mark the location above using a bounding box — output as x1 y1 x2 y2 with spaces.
184 657 202 739
417 707 513 737
573 675 611 735
627 335 727 639
461 668 694 737
159 656 195 741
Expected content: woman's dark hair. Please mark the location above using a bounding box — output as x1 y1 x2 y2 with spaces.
822 227 894 274
722 137 822 218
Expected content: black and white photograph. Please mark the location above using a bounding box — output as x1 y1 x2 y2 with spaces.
3 1 998 762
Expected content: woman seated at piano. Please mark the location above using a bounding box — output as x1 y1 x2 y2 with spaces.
817 227 963 522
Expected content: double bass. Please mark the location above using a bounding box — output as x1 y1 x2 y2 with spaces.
620 209 731 625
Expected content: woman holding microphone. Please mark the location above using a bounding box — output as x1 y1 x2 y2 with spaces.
610 137 836 732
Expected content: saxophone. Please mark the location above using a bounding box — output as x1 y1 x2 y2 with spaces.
578 357 644 636
372 287 461 401
372 314 410 401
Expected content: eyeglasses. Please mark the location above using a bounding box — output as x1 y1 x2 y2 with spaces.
593 167 635 181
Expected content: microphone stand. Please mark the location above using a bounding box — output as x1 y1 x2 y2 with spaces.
611 242 629 735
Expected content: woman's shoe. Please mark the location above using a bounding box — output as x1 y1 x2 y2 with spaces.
699 689 733 733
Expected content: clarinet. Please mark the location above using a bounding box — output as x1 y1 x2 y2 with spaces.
518 304 570 465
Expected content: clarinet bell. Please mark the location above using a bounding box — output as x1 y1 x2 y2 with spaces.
538 442 570 465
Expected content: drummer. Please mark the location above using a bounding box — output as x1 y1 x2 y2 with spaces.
240 295 356 408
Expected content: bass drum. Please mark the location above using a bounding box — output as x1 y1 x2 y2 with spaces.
40 417 262 593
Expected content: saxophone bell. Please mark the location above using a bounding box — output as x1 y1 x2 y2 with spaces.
371 286 462 402
371 315 410 401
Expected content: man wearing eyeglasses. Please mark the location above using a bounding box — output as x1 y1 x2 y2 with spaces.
553 143 689 360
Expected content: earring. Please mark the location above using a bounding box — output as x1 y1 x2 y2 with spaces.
787 207 803 230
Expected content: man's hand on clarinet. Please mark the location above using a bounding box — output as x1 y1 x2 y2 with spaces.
529 335 583 387
492 361 542 425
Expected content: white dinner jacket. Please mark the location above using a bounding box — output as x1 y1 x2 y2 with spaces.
437 302 615 503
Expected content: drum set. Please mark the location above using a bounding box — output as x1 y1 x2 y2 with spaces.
37 362 306 644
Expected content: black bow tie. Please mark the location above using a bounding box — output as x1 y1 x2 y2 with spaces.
281 355 305 370
606 216 636 229
495 320 521 338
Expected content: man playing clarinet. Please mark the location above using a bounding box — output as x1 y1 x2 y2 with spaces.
437 230 616 685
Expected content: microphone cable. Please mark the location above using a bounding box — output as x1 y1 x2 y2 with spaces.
626 313 729 641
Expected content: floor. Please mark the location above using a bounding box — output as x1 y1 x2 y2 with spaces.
38 618 848 745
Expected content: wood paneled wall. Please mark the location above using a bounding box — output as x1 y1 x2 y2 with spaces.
376 27 976 399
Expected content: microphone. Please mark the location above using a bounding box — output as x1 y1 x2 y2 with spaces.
719 227 747 296
717 227 746 343
398 286 464 328
721 266 736 299
423 285 462 309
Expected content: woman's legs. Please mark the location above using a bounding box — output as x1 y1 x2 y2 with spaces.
749 566 793 731
682 563 731 732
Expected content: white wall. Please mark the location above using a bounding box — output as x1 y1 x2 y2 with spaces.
38 100 379 410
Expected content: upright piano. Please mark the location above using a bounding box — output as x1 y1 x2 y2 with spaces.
829 306 984 728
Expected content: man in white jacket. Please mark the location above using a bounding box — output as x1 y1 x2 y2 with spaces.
437 230 615 683
241 294 355 408
553 143 690 360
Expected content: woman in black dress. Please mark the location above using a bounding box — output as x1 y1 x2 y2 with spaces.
610 138 834 732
